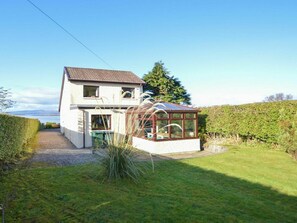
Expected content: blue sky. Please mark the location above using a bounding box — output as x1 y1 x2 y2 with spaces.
1 0 296 111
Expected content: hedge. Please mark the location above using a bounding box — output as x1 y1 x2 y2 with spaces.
199 100 297 143
0 114 40 164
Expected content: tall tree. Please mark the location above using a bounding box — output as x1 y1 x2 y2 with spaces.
143 61 191 104
0 87 15 112
263 93 293 102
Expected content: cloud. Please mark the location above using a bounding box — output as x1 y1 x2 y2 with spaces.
9 87 59 111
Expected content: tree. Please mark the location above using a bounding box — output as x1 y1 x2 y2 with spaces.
263 93 293 102
0 87 15 112
143 61 191 104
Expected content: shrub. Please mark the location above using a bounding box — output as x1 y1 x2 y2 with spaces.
0 114 40 165
45 122 60 129
278 110 297 159
199 100 297 144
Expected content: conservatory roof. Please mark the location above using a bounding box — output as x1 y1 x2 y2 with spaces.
154 102 198 111
128 102 199 113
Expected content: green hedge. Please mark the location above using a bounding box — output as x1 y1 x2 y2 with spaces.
199 100 297 143
0 114 40 164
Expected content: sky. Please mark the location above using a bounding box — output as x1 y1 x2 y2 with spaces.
1 0 297 111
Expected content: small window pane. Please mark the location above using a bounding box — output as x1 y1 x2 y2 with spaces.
143 120 153 139
171 120 183 138
172 113 183 119
91 115 111 130
84 86 99 97
185 113 196 119
156 112 169 119
156 120 169 140
185 120 196 138
144 114 152 119
136 119 153 139
122 87 135 98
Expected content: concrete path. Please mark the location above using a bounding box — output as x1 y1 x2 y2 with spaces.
30 129 226 166
29 129 99 166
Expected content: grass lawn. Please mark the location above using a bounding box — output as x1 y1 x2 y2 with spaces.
1 145 297 222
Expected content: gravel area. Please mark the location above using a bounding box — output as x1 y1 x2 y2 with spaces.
29 129 100 166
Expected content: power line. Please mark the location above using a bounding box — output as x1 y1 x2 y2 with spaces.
25 0 113 69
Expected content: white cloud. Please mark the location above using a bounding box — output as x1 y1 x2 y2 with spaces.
9 87 59 111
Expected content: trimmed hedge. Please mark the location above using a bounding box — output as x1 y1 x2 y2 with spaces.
0 114 40 164
199 100 297 143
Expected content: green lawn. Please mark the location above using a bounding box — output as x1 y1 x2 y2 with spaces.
1 145 297 222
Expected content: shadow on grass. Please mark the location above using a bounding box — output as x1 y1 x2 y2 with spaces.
1 158 296 222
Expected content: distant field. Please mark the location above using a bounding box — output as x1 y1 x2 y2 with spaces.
1 145 296 222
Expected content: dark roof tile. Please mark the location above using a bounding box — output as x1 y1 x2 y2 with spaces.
65 67 145 84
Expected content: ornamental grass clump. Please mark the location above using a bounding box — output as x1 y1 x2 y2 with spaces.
95 92 161 182
102 143 145 182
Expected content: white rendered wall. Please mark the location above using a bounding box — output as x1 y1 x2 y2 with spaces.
69 81 142 107
60 73 70 135
84 109 127 148
132 137 201 154
60 75 84 148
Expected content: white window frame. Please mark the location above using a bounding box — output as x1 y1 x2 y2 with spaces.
83 85 99 98
121 87 135 99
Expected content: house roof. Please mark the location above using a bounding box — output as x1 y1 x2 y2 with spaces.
64 66 145 84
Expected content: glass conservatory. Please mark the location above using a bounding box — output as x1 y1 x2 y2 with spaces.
126 102 201 154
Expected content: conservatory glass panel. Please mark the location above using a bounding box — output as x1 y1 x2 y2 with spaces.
171 120 183 138
156 120 169 140
172 113 183 119
156 112 169 119
184 119 196 138
185 113 196 119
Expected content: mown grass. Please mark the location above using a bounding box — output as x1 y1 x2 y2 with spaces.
1 145 297 222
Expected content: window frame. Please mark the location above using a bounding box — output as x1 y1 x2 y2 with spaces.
121 87 135 99
91 114 112 130
83 85 99 98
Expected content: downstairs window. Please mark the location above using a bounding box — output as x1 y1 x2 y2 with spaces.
91 115 111 130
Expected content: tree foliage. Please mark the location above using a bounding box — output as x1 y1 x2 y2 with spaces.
0 87 15 111
264 93 293 102
143 61 191 104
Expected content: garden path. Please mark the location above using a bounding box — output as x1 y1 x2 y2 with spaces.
30 129 226 166
29 129 99 166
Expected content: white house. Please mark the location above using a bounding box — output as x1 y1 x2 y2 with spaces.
59 66 144 148
59 66 200 154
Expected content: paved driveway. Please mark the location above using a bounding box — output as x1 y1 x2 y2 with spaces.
30 129 99 166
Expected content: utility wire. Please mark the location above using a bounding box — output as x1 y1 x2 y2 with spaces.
25 0 113 69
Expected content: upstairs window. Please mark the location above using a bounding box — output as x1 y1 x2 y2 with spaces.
122 87 135 99
84 85 99 98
